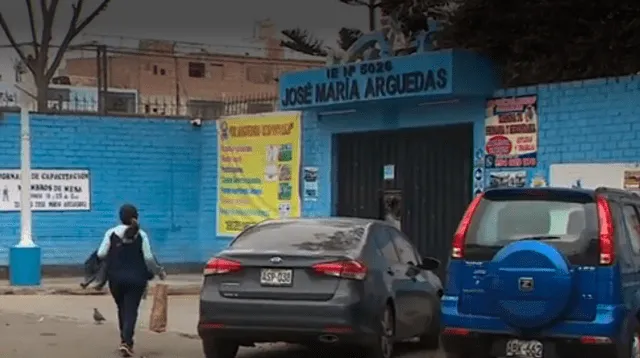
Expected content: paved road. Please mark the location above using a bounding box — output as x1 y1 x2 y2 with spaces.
0 295 442 358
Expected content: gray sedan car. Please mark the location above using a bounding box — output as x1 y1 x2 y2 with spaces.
197 217 443 358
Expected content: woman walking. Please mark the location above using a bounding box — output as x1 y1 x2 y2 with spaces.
97 204 165 357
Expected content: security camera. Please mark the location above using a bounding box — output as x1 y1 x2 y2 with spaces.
190 117 202 127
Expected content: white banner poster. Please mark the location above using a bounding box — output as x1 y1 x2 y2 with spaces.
0 169 91 211
549 163 640 190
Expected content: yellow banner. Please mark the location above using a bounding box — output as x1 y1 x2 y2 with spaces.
216 112 301 236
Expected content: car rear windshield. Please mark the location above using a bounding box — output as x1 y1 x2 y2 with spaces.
466 191 598 249
230 221 366 253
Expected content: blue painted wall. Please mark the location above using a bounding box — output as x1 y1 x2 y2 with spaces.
1 75 637 266
300 75 640 220
492 75 640 185
0 113 203 265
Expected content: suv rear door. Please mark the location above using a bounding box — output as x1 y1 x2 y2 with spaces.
455 189 600 322
616 199 640 312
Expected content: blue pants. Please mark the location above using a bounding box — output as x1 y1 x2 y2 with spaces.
109 281 146 346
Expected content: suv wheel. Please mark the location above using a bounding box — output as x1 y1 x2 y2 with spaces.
367 305 395 358
202 338 239 358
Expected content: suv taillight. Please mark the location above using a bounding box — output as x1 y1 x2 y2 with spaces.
312 260 367 280
203 258 242 275
452 193 484 259
596 196 614 265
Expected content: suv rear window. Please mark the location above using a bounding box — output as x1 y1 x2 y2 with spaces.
230 221 365 253
465 191 599 263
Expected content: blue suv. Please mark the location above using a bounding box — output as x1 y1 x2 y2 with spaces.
441 187 640 358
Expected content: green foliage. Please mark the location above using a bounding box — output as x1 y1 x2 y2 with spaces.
280 28 327 57
436 0 640 86
280 0 455 58
337 28 364 51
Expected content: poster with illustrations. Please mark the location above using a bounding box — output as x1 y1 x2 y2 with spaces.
216 112 301 236
485 170 528 189
303 167 319 201
485 96 538 169
550 163 640 191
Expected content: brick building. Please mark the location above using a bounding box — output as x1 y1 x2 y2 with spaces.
63 22 323 117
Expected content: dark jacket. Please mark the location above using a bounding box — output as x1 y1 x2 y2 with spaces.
81 250 108 289
106 232 153 286
81 243 164 289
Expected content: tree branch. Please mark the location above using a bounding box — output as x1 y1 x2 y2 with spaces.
25 0 39 56
46 0 111 79
0 13 35 73
73 0 111 37
38 0 60 76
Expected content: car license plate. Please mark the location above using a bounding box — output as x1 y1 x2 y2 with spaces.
260 269 293 286
506 339 543 358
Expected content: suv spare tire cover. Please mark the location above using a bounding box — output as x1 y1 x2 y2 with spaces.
487 240 572 330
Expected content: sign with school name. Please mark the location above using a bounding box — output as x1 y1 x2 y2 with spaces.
279 53 453 109
0 169 91 211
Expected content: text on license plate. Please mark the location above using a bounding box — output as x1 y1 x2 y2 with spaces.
260 269 293 286
506 339 543 358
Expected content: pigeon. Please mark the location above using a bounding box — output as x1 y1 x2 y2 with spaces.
93 308 106 324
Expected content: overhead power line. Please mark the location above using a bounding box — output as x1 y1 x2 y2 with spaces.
83 33 281 53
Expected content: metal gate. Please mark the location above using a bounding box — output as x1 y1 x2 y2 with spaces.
335 123 473 263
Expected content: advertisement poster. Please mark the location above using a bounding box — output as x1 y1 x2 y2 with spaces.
0 169 90 211
216 112 301 236
485 170 528 189
485 95 538 169
303 167 318 201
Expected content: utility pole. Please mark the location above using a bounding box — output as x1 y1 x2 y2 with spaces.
96 45 108 114
174 50 180 116
9 82 40 287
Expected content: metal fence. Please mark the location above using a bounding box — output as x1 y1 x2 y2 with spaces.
0 90 279 120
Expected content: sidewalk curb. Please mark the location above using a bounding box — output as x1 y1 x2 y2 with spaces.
0 285 200 296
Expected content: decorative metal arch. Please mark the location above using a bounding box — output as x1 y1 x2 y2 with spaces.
332 17 439 65
342 32 394 63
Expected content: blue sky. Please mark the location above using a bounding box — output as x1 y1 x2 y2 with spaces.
0 0 370 81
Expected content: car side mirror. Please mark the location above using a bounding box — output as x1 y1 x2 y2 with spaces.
418 257 440 271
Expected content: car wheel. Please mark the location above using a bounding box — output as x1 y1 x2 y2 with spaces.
202 338 239 358
367 305 395 358
417 299 441 350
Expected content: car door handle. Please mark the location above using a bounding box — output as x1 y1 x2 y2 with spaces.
386 268 394 276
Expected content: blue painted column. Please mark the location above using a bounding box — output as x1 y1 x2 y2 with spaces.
9 245 41 286
9 103 41 286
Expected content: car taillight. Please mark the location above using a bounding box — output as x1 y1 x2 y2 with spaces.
312 260 367 280
596 195 614 265
203 258 242 275
451 193 484 259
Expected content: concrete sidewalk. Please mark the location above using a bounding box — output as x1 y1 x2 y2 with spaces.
0 274 202 295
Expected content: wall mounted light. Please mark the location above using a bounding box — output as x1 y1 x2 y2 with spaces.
417 99 460 107
318 109 357 116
